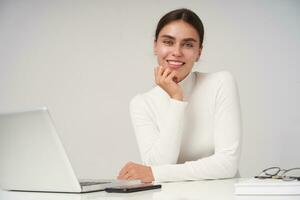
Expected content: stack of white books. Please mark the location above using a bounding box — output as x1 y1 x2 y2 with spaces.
235 178 300 199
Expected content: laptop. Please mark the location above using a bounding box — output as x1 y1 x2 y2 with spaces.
0 107 140 193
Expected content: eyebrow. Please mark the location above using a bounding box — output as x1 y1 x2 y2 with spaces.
160 34 198 43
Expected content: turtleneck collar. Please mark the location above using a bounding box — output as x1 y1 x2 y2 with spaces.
178 71 195 101
155 71 196 101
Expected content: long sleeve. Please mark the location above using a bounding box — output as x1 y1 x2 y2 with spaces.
151 71 242 182
130 93 188 165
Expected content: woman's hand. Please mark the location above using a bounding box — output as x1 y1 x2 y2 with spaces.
155 66 183 101
117 162 154 183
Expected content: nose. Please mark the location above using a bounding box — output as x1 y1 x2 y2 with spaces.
172 44 183 57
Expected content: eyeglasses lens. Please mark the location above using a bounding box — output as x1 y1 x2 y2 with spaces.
264 167 280 176
282 168 300 181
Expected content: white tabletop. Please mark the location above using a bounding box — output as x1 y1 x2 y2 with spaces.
0 178 299 200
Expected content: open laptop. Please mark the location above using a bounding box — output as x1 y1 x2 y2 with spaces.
0 107 140 193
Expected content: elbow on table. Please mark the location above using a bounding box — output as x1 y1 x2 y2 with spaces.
222 163 238 179
213 154 239 179
206 163 238 180
218 154 240 179
188 154 239 180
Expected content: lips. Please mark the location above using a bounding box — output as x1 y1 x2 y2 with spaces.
166 59 185 69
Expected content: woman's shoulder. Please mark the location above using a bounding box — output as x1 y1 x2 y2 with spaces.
194 70 235 80
193 70 237 86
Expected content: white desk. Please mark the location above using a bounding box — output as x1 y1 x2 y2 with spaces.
0 178 299 200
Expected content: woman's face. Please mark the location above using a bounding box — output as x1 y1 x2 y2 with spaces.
154 20 202 82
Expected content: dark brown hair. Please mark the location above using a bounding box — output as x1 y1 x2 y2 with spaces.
155 8 204 48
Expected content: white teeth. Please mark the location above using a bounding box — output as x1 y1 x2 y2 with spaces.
168 60 184 66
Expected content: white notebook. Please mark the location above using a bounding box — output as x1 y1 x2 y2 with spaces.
235 178 300 195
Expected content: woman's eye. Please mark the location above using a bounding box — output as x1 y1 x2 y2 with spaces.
162 40 173 46
183 42 194 48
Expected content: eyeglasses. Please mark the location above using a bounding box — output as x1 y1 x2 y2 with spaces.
255 167 300 181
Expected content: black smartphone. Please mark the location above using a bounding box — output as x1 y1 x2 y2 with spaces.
104 183 162 193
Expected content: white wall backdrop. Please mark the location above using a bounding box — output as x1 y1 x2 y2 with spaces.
0 0 299 179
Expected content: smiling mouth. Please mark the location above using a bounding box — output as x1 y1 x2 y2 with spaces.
166 60 185 68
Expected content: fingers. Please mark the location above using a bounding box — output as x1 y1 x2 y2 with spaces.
162 67 172 79
155 66 178 85
117 162 154 182
118 162 133 179
155 66 163 84
118 169 136 180
157 65 164 76
121 171 134 180
165 70 178 83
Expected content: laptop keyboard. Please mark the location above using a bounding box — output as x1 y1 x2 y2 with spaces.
80 181 111 186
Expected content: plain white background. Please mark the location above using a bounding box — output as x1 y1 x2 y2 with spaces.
0 0 299 179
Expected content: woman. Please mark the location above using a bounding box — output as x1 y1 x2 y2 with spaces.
118 8 242 183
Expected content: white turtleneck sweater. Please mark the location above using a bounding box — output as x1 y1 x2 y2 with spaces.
129 71 242 182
